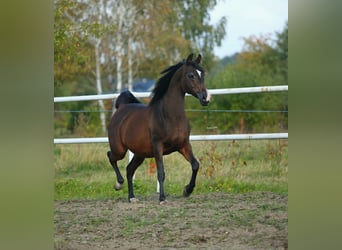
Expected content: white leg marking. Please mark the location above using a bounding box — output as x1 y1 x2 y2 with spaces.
159 200 168 205
129 197 139 203
114 181 123 190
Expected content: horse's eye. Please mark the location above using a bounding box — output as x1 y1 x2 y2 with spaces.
188 73 195 80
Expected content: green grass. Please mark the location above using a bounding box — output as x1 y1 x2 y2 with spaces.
54 140 288 200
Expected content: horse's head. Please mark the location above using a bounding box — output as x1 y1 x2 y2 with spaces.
180 53 211 106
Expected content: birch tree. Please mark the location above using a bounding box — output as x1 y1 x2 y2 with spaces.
55 0 113 133
55 0 228 135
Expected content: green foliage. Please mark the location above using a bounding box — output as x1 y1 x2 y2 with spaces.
54 0 287 137
275 22 288 81
54 0 226 84
186 23 288 133
54 0 227 135
175 0 227 68
54 0 92 85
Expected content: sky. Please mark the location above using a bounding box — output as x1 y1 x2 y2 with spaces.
209 0 288 58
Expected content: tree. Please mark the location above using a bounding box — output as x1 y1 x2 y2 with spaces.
55 0 227 87
54 0 110 134
175 0 226 67
275 22 288 81
187 23 288 134
54 0 228 136
54 0 91 87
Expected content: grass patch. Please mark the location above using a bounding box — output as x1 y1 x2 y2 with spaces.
54 140 288 200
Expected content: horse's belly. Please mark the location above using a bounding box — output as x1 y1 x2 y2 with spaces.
129 142 154 157
162 136 188 155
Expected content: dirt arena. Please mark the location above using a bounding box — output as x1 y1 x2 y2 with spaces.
54 192 287 249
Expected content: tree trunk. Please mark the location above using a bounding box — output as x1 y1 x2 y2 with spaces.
115 0 124 93
128 36 133 91
95 39 106 134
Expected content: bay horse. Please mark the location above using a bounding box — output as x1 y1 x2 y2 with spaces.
107 54 211 204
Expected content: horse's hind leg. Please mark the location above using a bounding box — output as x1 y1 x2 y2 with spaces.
126 155 144 202
178 143 199 197
107 151 125 190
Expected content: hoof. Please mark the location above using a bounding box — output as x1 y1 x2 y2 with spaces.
114 181 123 191
183 186 192 197
183 190 190 197
159 200 168 205
129 197 139 203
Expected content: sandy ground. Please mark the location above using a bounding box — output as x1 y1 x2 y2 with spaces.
54 192 287 249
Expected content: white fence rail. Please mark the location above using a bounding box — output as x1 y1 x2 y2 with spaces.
54 86 288 193
54 85 288 144
54 133 288 144
54 85 288 103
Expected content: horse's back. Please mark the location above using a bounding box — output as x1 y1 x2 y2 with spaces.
109 103 148 134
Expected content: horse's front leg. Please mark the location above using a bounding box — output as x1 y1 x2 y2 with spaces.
153 141 166 204
179 142 199 197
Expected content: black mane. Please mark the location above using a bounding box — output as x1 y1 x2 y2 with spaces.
149 61 184 106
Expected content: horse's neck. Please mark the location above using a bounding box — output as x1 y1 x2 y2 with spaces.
160 85 186 119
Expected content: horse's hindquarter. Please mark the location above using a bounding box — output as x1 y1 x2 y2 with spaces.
116 104 154 157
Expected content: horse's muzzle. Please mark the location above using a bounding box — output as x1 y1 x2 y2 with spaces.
197 90 211 106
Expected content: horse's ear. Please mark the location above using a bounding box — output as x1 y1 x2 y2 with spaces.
186 53 194 63
195 54 202 64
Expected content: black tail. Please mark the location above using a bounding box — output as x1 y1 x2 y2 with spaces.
115 90 141 109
